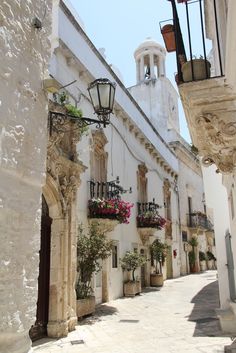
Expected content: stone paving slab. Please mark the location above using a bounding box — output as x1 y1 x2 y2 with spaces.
32 271 232 353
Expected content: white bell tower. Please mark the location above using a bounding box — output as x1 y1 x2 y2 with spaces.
129 37 180 142
134 37 166 83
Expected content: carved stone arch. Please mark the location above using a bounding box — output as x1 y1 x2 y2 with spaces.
43 174 63 218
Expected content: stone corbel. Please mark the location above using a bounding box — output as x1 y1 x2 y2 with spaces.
195 113 236 173
138 228 156 245
88 218 119 234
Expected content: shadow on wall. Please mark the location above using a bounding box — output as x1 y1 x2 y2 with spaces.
187 280 231 337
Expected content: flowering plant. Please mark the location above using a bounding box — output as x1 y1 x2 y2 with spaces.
88 198 134 224
137 211 166 229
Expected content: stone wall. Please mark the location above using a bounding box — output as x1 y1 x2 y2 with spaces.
0 1 52 352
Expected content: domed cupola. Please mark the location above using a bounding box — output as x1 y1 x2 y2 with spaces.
134 37 166 84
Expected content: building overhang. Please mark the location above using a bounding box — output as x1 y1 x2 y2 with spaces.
178 76 236 174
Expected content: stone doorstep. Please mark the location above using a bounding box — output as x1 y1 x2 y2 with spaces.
216 306 236 335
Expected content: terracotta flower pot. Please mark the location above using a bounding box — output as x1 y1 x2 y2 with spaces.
161 24 176 53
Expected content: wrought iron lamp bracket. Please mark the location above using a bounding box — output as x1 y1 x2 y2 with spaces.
48 111 109 135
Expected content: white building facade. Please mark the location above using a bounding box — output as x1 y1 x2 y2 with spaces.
168 0 236 338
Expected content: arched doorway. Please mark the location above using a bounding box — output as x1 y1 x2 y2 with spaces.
29 195 52 341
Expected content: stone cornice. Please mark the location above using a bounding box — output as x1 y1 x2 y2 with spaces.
169 141 201 176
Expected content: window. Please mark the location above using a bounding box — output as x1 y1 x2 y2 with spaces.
188 196 192 214
182 231 188 242
112 245 118 268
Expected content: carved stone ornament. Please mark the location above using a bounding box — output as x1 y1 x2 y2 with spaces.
195 113 236 173
88 218 119 234
138 228 156 245
163 179 171 199
46 102 87 215
165 220 172 239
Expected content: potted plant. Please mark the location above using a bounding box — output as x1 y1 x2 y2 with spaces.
137 210 166 229
206 250 216 270
120 251 147 297
188 236 199 273
88 198 133 224
199 251 207 271
181 56 211 82
53 91 88 135
76 223 113 318
150 239 167 287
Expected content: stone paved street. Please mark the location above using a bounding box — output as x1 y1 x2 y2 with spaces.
33 271 232 353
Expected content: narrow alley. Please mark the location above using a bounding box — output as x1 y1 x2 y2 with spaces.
33 271 232 353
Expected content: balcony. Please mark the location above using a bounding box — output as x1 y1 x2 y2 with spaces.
187 212 214 231
136 201 166 229
88 179 133 227
136 201 166 245
163 1 236 173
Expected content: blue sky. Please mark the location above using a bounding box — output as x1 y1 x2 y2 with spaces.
69 0 211 143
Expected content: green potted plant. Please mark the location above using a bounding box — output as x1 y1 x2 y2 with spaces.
120 251 147 297
150 239 167 287
76 223 113 318
206 250 216 270
55 91 88 135
188 237 199 273
199 251 207 271
181 56 211 82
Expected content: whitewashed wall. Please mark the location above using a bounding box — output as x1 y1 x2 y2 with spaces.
0 1 52 352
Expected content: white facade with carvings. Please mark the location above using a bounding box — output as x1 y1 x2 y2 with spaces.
175 0 236 337
50 3 181 304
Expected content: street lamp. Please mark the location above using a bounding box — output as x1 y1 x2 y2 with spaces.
88 78 116 127
49 78 116 134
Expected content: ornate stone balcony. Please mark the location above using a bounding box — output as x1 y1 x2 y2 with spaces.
179 74 236 174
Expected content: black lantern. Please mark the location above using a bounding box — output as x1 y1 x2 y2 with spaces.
88 78 116 127
48 77 116 134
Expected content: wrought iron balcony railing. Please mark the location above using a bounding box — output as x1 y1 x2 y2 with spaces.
187 212 213 231
162 0 224 84
88 177 132 200
137 200 161 215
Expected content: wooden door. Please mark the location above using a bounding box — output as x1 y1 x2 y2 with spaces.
29 196 52 341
